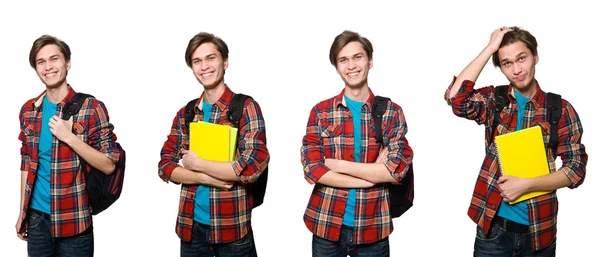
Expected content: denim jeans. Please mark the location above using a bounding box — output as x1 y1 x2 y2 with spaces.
474 225 556 257
27 210 94 257
181 221 257 257
312 225 389 257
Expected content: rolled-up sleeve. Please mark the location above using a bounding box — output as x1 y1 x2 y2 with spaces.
87 100 120 163
158 108 186 183
300 105 330 184
383 106 413 184
556 102 587 188
444 76 494 125
231 99 269 185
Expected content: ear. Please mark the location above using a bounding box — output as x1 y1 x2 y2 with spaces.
369 57 373 69
223 58 229 70
66 60 71 71
534 53 539 65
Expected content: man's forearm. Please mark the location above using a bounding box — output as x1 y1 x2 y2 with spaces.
316 171 374 188
195 159 239 182
528 169 572 192
448 46 496 99
170 166 231 189
334 160 396 184
66 135 115 174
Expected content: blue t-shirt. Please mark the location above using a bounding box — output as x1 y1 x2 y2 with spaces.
194 99 213 225
342 95 364 227
496 89 530 225
30 96 56 214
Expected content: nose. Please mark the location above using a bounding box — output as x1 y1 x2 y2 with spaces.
201 61 209 71
348 59 357 70
512 64 522 75
44 61 53 71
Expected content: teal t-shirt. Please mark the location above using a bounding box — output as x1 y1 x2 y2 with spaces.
342 95 364 227
30 95 56 214
193 99 213 225
496 89 530 225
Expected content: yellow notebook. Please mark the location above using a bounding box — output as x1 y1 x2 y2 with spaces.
189 121 231 162
229 128 238 161
495 126 551 204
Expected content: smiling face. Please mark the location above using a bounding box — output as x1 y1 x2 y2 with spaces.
34 44 70 89
191 42 228 90
498 41 539 94
335 41 372 89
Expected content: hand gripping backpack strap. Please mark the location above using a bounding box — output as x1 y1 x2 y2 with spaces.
491 85 509 147
546 92 562 150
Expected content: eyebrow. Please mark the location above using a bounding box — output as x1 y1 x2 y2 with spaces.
500 51 527 63
36 54 61 62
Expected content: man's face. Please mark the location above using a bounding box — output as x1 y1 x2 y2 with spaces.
191 42 228 90
335 41 372 89
35 44 70 89
498 41 538 93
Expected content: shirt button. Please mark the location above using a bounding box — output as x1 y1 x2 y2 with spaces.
350 154 354 159
343 193 348 197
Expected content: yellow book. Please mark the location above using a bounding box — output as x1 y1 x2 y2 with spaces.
495 126 551 204
229 128 238 161
189 121 231 162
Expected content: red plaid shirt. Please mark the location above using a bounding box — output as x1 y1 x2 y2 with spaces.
18 85 121 237
444 78 587 250
300 89 413 244
158 86 269 243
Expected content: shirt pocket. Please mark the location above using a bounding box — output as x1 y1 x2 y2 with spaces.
22 124 36 146
73 122 88 143
320 124 343 159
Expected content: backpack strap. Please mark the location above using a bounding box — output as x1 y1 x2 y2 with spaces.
61 93 94 120
371 96 390 145
491 85 509 146
184 98 200 131
546 92 562 150
227 94 251 129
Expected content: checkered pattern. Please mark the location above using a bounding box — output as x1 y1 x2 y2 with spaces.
445 77 587 250
300 89 413 244
158 86 269 243
18 85 121 237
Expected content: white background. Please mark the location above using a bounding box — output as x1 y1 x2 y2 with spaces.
1 0 598 256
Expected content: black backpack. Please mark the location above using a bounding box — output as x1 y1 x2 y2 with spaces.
372 96 414 218
62 93 126 215
491 86 562 149
184 94 268 208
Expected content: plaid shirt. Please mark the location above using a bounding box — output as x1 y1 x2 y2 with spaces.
300 89 413 244
18 85 121 237
158 86 269 243
444 77 587 250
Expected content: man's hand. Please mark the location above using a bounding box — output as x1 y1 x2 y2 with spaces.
497 175 531 202
181 150 201 172
486 26 514 53
15 215 27 241
324 158 341 171
376 147 389 164
199 173 234 190
49 116 75 144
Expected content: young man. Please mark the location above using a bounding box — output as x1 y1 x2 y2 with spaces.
444 27 587 256
16 35 122 257
300 30 414 257
158 32 269 257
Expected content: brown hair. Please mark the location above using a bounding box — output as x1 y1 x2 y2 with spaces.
29 35 71 68
492 27 538 67
329 30 374 67
185 32 229 68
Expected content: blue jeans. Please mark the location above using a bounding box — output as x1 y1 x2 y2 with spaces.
312 225 389 257
27 210 94 257
474 225 556 257
181 221 257 257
